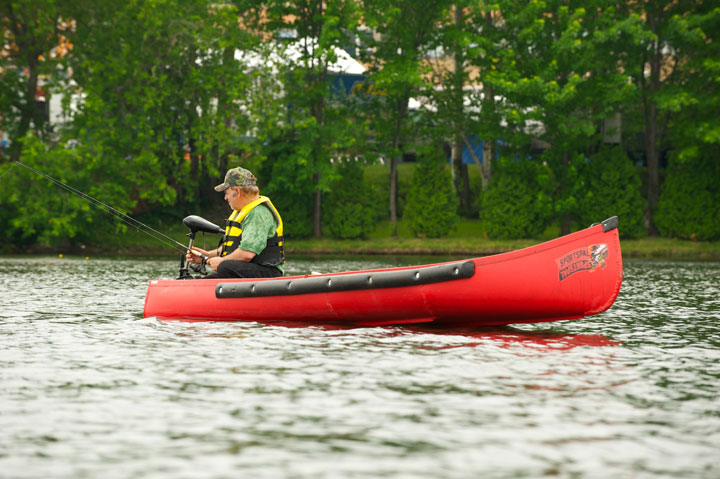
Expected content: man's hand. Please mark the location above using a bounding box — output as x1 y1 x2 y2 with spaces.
188 247 255 272
206 256 222 272
186 247 212 265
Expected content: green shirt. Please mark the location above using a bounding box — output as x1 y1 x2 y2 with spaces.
239 205 284 274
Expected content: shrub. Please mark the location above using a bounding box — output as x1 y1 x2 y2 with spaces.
324 161 378 239
655 153 720 240
269 194 314 239
1 135 173 249
258 128 315 239
577 146 646 238
404 158 459 238
481 158 553 239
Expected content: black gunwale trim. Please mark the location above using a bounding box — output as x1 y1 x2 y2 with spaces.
601 216 619 233
216 260 475 299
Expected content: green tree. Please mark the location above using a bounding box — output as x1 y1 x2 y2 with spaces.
0 135 143 248
428 1 507 208
485 0 639 234
620 0 702 235
655 2 720 240
66 0 258 210
0 0 67 161
425 2 473 213
255 0 362 237
676 3 720 151
464 3 504 190
1 0 264 250
360 0 447 235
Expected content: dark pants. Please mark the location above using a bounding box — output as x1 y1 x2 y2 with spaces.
204 260 282 279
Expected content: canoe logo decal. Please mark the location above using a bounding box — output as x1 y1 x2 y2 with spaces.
556 244 609 281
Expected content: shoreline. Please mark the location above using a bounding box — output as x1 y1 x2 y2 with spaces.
6 236 720 260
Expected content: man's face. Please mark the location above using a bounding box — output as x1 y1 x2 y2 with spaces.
224 186 243 210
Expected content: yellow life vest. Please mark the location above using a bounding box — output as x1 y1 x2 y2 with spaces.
220 196 285 266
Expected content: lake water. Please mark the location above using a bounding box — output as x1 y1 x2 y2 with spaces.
1 255 718 479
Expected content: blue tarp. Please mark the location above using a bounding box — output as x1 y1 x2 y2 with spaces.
462 135 484 165
330 73 366 96
448 134 484 165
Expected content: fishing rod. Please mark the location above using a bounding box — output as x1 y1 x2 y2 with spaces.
10 160 206 256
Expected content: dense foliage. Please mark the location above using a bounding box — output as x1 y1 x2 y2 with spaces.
481 157 553 239
0 136 151 248
404 157 458 238
655 154 720 241
1 0 718 250
323 161 378 239
578 147 646 239
257 127 316 239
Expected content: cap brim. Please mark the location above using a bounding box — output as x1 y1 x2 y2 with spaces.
214 183 229 192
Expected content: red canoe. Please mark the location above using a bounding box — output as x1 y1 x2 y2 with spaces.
143 217 622 327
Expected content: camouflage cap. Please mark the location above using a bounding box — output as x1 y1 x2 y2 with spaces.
214 167 257 192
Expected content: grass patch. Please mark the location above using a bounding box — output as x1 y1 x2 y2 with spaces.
619 237 720 260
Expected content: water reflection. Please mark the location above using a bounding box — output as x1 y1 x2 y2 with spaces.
195 319 621 350
404 325 620 350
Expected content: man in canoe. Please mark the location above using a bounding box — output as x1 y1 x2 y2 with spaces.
186 167 285 278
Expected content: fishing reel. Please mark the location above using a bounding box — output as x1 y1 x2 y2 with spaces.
178 215 224 280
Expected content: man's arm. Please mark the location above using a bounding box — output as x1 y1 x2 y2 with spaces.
205 247 256 271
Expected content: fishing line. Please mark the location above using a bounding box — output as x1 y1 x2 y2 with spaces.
0 161 18 180
11 160 189 254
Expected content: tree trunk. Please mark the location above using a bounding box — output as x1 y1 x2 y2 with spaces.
480 137 493 189
480 68 495 189
9 56 40 162
643 15 663 236
313 173 322 237
451 135 471 212
389 156 399 236
450 5 471 213
312 93 324 237
644 102 660 235
461 162 471 211
188 113 198 194
561 151 571 236
5 5 56 162
212 45 235 201
310 0 325 238
312 91 324 236
462 134 482 170
312 140 323 236
389 94 409 236
462 132 492 194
